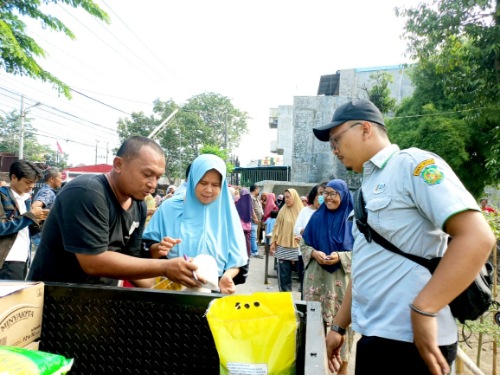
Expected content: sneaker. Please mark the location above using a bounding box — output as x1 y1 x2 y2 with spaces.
252 254 264 259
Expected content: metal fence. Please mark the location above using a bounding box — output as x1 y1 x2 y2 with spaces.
228 166 290 187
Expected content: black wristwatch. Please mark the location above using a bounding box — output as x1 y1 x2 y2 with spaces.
330 324 346 336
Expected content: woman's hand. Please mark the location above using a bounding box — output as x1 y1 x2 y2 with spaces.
219 274 236 294
270 242 276 256
313 250 339 265
150 237 181 259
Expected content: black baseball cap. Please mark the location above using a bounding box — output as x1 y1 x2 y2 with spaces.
313 99 385 142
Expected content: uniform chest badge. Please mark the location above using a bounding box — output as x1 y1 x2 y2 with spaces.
373 182 386 194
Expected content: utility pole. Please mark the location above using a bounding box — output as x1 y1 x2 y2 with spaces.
95 140 99 165
19 95 24 160
19 95 40 160
148 109 179 139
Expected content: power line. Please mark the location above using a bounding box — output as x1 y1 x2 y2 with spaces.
35 129 115 152
34 107 116 136
69 86 153 106
57 4 163 85
391 106 495 119
69 88 131 115
85 8 176 87
0 75 131 117
30 31 118 85
101 0 191 91
0 87 119 133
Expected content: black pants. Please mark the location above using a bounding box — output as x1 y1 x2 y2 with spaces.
277 259 293 292
0 261 27 280
355 336 457 375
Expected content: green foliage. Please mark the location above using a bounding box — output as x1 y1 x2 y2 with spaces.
0 110 67 166
43 149 68 169
199 144 234 173
0 0 109 98
116 93 247 183
393 0 500 197
363 72 396 114
182 92 249 152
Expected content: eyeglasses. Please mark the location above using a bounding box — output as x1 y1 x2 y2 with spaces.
322 191 339 198
329 122 362 150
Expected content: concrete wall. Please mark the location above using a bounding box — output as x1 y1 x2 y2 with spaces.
289 96 359 186
272 65 414 188
277 105 294 166
353 65 414 103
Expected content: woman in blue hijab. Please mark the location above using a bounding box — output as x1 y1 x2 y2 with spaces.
143 154 248 294
301 179 354 374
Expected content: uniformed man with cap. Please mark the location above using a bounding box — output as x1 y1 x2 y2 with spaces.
315 99 495 375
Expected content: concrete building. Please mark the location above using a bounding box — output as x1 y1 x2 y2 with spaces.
269 64 414 186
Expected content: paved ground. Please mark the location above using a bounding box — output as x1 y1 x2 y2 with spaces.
235 245 357 374
235 245 301 297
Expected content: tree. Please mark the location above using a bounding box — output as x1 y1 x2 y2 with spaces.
387 61 495 198
396 0 500 186
361 72 397 114
388 103 471 177
182 92 249 154
116 94 248 183
43 149 69 169
0 1 109 98
0 110 66 166
199 144 234 174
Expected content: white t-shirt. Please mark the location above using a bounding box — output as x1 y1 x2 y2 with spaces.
5 190 31 262
294 206 317 236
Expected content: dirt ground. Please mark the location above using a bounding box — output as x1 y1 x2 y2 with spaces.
459 336 498 375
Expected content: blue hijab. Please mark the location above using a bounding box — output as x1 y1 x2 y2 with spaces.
143 154 248 276
302 179 354 273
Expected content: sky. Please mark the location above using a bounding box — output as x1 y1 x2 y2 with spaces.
0 0 420 167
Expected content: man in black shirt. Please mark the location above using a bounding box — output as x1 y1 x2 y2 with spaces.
29 136 200 287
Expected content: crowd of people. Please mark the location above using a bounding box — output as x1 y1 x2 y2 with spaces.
0 99 497 375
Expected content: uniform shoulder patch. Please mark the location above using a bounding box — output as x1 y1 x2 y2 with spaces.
413 159 435 176
420 165 444 186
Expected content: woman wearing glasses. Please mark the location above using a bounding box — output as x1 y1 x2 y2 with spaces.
301 179 354 375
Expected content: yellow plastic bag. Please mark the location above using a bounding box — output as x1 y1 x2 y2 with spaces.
206 292 298 375
152 276 184 291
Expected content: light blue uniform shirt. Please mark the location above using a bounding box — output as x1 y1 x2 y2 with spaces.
351 144 479 345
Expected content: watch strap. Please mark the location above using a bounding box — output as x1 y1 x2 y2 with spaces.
330 324 346 335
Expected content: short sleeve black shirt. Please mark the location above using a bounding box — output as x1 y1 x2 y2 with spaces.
28 174 146 285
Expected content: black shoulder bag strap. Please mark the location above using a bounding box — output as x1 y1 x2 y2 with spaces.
354 188 440 273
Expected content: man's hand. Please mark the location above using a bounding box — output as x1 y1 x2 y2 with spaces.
326 330 344 373
31 206 49 221
411 310 450 375
163 257 203 288
150 237 180 259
